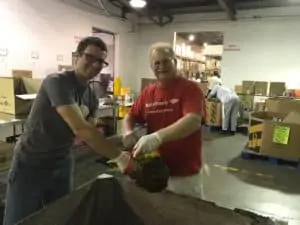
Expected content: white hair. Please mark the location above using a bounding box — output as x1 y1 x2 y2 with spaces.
149 42 176 58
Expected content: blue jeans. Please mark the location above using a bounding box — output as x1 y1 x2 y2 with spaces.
3 156 74 225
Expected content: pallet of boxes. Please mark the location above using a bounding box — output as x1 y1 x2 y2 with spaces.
0 70 41 171
235 81 285 125
244 92 300 164
235 81 268 117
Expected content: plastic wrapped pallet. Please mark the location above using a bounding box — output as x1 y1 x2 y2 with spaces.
17 175 275 225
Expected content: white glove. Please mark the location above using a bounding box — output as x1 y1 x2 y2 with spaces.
109 151 133 173
133 132 162 158
122 132 138 148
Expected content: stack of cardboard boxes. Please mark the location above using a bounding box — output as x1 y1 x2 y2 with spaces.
247 98 300 162
235 81 286 112
0 70 41 170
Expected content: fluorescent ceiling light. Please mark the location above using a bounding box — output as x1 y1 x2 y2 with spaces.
130 0 147 8
188 34 195 41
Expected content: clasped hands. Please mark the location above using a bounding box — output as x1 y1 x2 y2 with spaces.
122 131 162 157
110 131 162 174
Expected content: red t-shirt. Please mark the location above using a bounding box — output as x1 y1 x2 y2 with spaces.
130 77 205 176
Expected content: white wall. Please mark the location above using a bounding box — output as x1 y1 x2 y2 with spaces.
136 6 300 90
0 0 138 89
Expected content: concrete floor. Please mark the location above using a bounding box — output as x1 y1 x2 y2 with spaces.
201 132 300 224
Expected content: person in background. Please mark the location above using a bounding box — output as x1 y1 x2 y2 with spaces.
3 37 131 225
206 73 222 97
213 70 221 79
207 83 239 135
122 42 205 198
207 71 221 93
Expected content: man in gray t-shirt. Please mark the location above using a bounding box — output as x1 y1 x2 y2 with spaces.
15 70 99 168
3 37 132 225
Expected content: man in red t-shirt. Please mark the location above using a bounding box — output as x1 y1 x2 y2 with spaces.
122 42 205 198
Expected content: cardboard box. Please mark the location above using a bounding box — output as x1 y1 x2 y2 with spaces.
234 85 243 94
242 81 255 94
0 142 14 171
205 100 222 126
238 94 254 110
248 111 300 161
248 111 284 153
0 77 41 115
266 97 300 114
269 82 285 97
12 70 32 78
254 81 268 96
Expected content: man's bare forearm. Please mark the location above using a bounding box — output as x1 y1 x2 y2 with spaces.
157 113 202 143
122 114 136 133
77 126 121 159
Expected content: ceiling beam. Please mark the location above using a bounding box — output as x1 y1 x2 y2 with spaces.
236 0 299 9
217 0 236 20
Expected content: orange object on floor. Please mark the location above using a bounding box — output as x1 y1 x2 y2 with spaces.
294 89 300 97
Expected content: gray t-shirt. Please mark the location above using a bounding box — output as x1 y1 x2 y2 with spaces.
15 71 98 168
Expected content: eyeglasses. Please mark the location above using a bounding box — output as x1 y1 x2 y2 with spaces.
83 53 109 67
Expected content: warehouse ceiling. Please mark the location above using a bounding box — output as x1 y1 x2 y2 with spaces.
78 0 300 26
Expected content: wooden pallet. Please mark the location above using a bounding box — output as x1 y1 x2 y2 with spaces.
241 148 300 170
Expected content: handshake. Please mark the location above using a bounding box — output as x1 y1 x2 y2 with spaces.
122 127 163 157
110 128 169 193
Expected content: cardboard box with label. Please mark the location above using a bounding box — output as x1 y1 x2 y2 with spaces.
254 81 268 96
242 81 255 94
248 111 300 161
266 97 300 114
0 77 41 115
205 100 222 126
269 82 286 97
